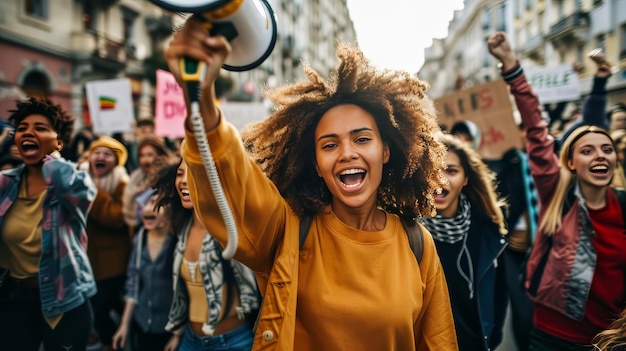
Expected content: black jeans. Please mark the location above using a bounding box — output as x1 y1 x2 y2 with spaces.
502 248 534 351
130 319 173 351
530 328 593 351
91 274 126 347
0 279 93 351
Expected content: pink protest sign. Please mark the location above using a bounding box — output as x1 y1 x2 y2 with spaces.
155 69 187 138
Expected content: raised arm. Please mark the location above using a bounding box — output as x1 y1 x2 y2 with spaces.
164 16 230 133
487 32 561 203
581 50 611 129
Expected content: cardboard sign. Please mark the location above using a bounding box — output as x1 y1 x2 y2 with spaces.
524 65 580 104
434 79 521 159
155 69 187 138
86 78 135 135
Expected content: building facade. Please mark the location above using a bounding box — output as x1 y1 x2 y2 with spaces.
0 0 356 131
420 0 626 113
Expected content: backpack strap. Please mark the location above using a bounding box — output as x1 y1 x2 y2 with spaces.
299 214 315 248
401 219 424 264
298 214 424 264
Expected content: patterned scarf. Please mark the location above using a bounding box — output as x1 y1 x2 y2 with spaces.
421 193 475 298
421 193 472 243
181 219 260 336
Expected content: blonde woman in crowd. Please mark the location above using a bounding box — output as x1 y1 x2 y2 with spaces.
489 31 626 351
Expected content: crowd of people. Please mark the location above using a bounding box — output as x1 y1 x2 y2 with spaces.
0 15 625 351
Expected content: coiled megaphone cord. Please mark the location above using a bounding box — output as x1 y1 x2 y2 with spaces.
188 84 238 260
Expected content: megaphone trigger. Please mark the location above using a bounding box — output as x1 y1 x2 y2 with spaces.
179 57 205 103
179 57 206 83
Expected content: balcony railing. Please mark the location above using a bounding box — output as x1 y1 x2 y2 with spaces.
546 11 589 41
71 30 126 65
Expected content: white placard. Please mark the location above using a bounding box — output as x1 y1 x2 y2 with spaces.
524 65 580 104
86 78 135 135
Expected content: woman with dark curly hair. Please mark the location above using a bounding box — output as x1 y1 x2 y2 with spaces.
164 17 457 351
0 97 97 350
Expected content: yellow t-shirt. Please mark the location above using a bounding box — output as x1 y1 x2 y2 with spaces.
0 179 45 278
0 178 63 328
295 211 431 351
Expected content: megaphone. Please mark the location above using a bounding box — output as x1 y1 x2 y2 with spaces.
146 0 278 261
150 0 278 72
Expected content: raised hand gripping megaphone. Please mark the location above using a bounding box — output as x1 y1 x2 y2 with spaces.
149 0 278 260
151 0 277 71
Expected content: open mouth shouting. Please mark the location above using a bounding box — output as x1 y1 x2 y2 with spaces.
20 140 40 158
589 164 609 175
180 188 191 201
142 213 158 229
587 163 613 183
338 168 366 189
433 188 449 203
178 187 193 209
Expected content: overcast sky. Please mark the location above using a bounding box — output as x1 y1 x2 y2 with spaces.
346 0 465 73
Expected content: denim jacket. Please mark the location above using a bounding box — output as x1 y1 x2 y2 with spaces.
124 226 176 333
0 159 97 318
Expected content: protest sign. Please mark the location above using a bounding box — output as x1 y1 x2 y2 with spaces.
86 78 134 135
524 64 580 104
434 79 521 159
155 69 187 138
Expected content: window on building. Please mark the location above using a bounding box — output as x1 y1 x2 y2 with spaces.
619 24 626 60
82 1 97 31
556 0 564 18
25 0 48 20
496 3 506 32
21 71 51 99
576 44 584 63
122 7 138 59
482 8 491 30
596 34 606 52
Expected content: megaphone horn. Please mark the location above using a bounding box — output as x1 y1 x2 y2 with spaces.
150 0 278 72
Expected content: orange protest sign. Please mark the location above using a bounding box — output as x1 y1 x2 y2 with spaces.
434 79 521 159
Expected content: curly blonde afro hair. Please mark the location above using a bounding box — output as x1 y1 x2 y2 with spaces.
241 43 446 221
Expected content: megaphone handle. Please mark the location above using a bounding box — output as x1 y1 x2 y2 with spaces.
180 56 239 260
180 56 205 102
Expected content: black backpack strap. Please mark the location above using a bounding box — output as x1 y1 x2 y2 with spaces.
401 219 424 264
299 214 314 248
299 214 424 264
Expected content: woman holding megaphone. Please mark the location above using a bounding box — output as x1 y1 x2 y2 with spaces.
165 17 458 351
